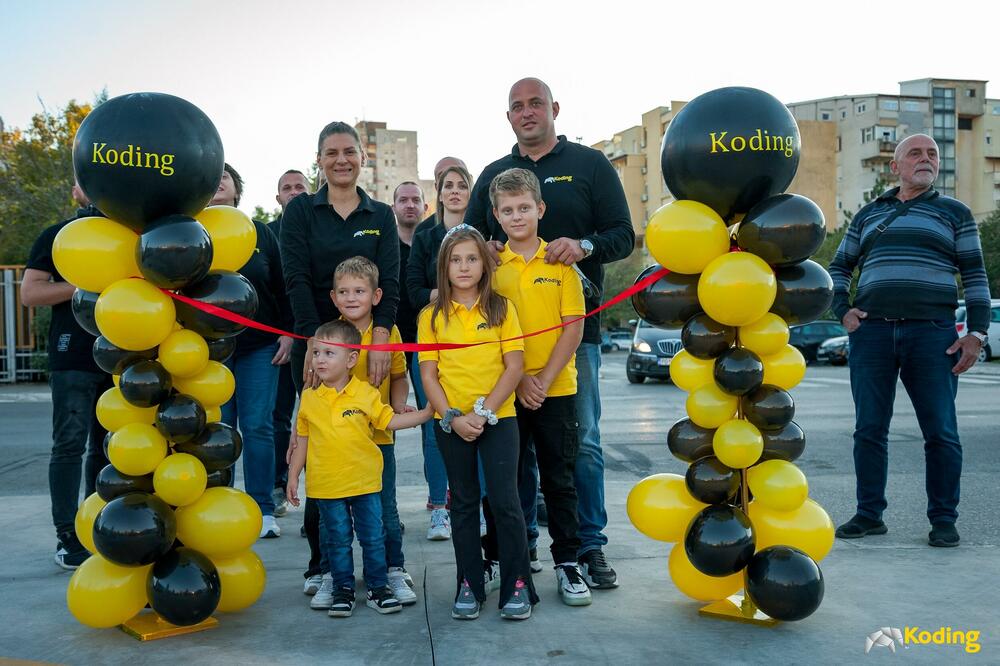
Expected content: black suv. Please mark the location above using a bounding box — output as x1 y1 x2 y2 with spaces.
625 319 684 384
788 320 847 362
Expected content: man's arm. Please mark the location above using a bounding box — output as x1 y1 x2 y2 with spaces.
20 269 75 307
827 216 864 325
585 153 635 264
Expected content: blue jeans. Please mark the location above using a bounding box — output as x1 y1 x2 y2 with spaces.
221 343 279 516
378 444 404 568
574 342 608 555
409 359 448 506
315 493 388 590
848 319 962 524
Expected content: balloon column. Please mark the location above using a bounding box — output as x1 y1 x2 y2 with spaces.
58 92 266 635
628 87 834 624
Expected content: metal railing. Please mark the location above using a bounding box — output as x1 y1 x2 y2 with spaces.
0 266 46 383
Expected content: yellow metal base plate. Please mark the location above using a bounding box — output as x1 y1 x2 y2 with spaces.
699 594 779 626
120 611 219 641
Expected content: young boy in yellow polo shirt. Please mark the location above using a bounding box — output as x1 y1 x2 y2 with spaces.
490 168 591 607
287 320 431 618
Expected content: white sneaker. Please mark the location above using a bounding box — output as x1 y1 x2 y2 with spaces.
427 508 451 540
387 567 417 606
260 515 281 539
303 574 323 595
484 560 500 595
310 574 334 609
556 563 592 606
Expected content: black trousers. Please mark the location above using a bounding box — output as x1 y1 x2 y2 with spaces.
436 418 538 608
291 340 323 578
272 361 295 488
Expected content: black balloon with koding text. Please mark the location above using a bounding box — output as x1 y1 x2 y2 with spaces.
92 492 176 566
742 385 795 431
147 547 221 626
769 260 834 326
93 336 158 376
174 422 242 472
761 421 806 462
206 337 237 363
685 456 739 505
713 348 764 396
745 546 824 621
684 504 756 577
682 314 736 360
174 271 259 339
137 214 213 289
119 360 173 408
205 466 233 488
631 265 701 329
155 394 207 444
667 418 716 463
71 289 101 337
661 87 800 221
72 92 224 232
736 194 826 267
95 464 155 502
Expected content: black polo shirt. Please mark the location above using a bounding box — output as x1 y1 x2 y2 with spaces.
406 222 446 312
233 221 293 352
279 185 400 337
464 135 634 344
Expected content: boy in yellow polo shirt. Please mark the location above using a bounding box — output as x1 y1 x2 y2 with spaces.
490 168 591 607
287 320 431 618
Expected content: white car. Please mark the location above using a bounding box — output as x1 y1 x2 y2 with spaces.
956 299 1000 362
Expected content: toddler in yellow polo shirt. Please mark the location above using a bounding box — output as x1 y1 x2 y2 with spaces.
287 320 431 618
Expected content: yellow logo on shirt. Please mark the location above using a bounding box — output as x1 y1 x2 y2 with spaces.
342 409 364 418
543 176 573 184
533 277 561 286
477 322 489 331
353 229 380 238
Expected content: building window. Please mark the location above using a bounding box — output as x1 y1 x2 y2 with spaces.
836 136 842 152
958 117 973 130
881 99 899 111
861 127 875 143
856 103 867 114
993 105 1000 115
840 109 847 119
820 111 832 121
965 88 976 98
903 100 921 112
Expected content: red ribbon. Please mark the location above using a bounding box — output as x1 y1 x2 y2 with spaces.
164 266 670 352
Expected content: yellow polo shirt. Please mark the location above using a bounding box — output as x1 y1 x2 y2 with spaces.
417 298 523 418
493 240 586 397
295 376 395 499
349 321 407 445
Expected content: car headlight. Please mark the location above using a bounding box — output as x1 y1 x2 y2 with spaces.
633 341 652 353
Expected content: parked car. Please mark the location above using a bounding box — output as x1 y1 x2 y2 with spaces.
788 320 847 362
816 335 849 365
602 330 632 353
625 319 683 384
956 299 1000 362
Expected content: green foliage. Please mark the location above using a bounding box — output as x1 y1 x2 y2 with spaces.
601 249 646 329
980 208 1000 298
842 174 891 226
252 205 280 223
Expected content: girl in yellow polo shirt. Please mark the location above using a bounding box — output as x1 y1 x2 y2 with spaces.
417 225 538 621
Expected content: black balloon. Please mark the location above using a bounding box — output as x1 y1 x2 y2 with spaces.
137 214 214 289
736 194 826 267
92 492 176 566
119 360 173 408
682 314 736 360
745 546 824 621
667 418 716 462
761 421 806 462
661 87 800 221
684 504 756 577
71 289 101 336
631 265 701 329
174 271 259 339
95 464 155 501
742 385 795 431
205 466 233 488
147 547 221 626
93 336 158 375
769 260 834 326
155 394 207 444
685 456 739 505
102 431 113 459
72 92 224 231
174 422 242 472
206 337 237 363
713 348 764 396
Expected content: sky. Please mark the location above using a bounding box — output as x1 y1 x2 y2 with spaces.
2 0 998 216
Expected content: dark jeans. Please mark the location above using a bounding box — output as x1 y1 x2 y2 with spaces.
408 355 448 506
378 444 404 568
49 370 112 536
272 361 295 488
315 493 388 590
848 319 962 524
574 342 608 555
436 418 538 608
292 340 324 577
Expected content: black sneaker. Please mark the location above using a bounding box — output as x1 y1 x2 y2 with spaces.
55 532 90 570
366 586 402 614
328 586 356 617
835 514 887 539
929 522 960 548
578 549 618 589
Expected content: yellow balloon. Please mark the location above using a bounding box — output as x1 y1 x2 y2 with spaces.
209 549 267 612
176 487 263 557
66 555 150 628
626 473 706 542
761 344 806 390
669 350 716 392
51 216 139 292
747 460 808 511
748 499 835 561
108 423 168 476
74 493 107 554
697 253 777 326
172 361 235 407
686 384 738 429
96 387 156 432
154 453 208 506
205 405 222 423
158 329 210 378
196 205 257 271
95 278 176 351
645 200 730 275
668 545 743 601
112 374 120 387
713 419 763 468
739 313 790 357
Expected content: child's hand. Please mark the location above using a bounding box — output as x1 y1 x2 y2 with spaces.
452 414 483 442
419 403 434 421
286 479 300 507
516 375 547 410
394 403 417 414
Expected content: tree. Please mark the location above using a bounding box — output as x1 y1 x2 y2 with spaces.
842 174 891 226
252 205 280 224
600 248 646 330
979 208 1000 298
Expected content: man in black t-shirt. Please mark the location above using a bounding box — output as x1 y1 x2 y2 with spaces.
22 183 113 570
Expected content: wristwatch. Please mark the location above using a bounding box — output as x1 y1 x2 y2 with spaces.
440 408 463 434
579 238 594 259
969 331 988 345
473 397 499 426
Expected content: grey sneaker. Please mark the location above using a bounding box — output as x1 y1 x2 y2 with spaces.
272 488 289 517
303 574 323 595
529 547 543 574
451 579 482 620
387 567 417 605
500 578 532 620
328 586 355 617
427 508 451 541
556 563 592 606
310 574 334 609
484 560 500 595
